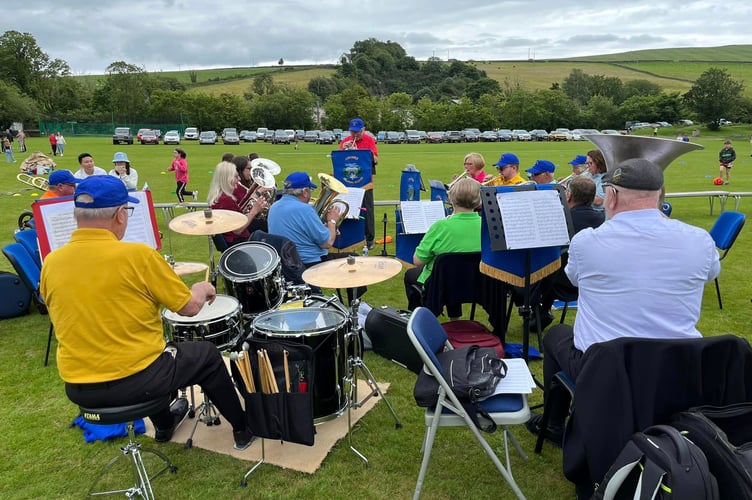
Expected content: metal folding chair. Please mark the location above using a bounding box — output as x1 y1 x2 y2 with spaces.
708 211 745 309
406 307 529 500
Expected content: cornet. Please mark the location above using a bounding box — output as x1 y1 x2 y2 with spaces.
446 171 469 190
17 173 49 191
312 173 349 227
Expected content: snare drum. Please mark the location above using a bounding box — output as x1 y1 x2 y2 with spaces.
162 294 243 351
252 296 349 422
219 241 284 317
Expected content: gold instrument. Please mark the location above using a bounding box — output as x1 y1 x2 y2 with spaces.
481 174 501 186
312 173 349 227
341 138 357 150
239 166 276 215
446 171 469 190
557 173 575 186
583 134 703 172
17 173 49 191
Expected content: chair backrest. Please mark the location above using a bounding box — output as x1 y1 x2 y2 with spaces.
14 229 41 268
2 243 41 294
709 211 745 255
422 252 482 315
211 234 229 253
407 307 452 376
250 230 305 285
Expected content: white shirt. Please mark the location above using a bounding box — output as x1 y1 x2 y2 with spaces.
73 166 107 179
108 168 139 190
566 209 720 352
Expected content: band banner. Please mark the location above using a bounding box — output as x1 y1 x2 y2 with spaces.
479 184 572 287
331 150 373 191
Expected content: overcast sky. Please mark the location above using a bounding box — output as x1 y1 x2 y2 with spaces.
5 1 750 75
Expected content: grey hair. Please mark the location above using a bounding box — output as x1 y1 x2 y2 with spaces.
73 195 120 220
285 187 307 197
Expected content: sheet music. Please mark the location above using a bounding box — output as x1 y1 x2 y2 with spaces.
496 190 570 249
400 201 446 234
482 358 537 396
334 187 366 219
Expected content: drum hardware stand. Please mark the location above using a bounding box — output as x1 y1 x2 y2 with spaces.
343 297 402 465
380 213 389 257
184 387 221 449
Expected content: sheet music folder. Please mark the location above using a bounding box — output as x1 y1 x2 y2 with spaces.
481 184 574 251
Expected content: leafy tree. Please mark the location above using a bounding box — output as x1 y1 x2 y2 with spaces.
252 74 275 96
0 80 38 126
579 95 619 130
562 69 592 107
307 76 338 103
466 77 501 101
278 58 284 66
684 68 744 129
0 31 70 101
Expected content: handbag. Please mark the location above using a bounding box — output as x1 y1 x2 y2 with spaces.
413 345 507 432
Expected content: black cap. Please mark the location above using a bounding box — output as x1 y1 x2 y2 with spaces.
603 158 663 191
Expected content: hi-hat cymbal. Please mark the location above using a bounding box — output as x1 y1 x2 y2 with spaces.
170 261 209 276
169 209 247 236
302 256 402 288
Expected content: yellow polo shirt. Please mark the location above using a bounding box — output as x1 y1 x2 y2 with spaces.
40 228 192 383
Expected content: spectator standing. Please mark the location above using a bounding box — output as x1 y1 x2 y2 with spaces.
49 132 58 156
55 132 66 156
3 135 16 163
17 130 26 153
719 140 736 185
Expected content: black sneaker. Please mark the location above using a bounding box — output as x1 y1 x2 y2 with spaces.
525 412 564 447
154 397 190 443
233 428 255 451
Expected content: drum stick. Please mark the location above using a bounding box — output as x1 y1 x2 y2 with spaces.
283 350 290 393
232 352 253 393
204 266 210 282
263 349 279 394
244 354 255 393
258 351 270 394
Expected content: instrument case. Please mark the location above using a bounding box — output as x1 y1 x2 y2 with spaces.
442 320 504 358
0 272 31 319
365 306 423 374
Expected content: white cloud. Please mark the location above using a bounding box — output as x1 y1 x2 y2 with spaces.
3 0 750 74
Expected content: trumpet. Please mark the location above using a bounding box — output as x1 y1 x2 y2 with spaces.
481 174 501 186
446 171 470 190
312 173 349 227
17 173 49 191
557 173 575 186
341 138 357 150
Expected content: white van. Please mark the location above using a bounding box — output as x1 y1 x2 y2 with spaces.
256 127 268 141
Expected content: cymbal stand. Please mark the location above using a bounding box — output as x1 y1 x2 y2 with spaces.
184 387 222 449
343 297 402 465
207 235 218 289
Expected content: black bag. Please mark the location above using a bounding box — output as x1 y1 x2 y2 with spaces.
670 403 752 499
593 424 719 500
413 345 507 433
365 305 423 373
0 272 31 319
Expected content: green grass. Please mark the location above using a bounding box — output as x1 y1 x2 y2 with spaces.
1 134 751 498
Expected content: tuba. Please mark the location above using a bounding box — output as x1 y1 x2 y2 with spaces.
17 173 49 191
583 134 703 172
312 173 349 227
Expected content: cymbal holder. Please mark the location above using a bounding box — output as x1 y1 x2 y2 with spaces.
342 297 402 466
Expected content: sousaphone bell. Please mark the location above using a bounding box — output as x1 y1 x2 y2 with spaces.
583 134 704 172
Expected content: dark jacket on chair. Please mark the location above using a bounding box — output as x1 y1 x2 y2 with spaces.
563 334 752 491
250 231 305 285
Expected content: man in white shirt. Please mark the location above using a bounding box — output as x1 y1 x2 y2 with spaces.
529 158 721 445
74 152 107 179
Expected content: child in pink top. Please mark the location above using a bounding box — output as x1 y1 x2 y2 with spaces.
168 148 195 203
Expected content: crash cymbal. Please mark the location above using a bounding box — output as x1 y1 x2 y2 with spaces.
302 256 402 288
168 209 247 236
170 261 209 276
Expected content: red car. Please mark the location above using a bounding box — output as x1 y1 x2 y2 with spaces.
140 130 159 144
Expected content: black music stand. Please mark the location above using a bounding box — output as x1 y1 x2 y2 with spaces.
480 185 574 362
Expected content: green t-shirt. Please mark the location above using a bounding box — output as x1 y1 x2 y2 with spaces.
415 211 482 283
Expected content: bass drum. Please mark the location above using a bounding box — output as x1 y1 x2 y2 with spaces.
162 294 243 351
252 295 350 422
218 241 283 317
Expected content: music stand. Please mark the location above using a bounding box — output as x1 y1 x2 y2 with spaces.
479 184 574 362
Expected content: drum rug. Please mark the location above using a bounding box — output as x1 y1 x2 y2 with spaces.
143 378 390 474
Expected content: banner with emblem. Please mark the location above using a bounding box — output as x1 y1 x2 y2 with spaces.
331 150 373 191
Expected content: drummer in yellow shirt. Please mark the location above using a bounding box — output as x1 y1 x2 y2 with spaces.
485 153 527 186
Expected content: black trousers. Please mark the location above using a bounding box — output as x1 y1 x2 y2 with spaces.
363 189 375 245
403 265 462 318
66 341 246 432
176 181 193 203
542 324 584 426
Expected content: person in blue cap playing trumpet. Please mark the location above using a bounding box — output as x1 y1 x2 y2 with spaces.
526 160 557 184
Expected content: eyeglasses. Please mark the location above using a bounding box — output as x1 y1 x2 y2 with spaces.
463 162 473 166
123 206 135 217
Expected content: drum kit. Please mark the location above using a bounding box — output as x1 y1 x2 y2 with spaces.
162 195 403 459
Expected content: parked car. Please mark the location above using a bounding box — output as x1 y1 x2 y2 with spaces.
600 129 621 135
163 130 181 145
272 129 291 144
426 131 444 143
239 130 257 142
316 131 335 145
112 127 133 145
184 127 199 140
140 130 159 145
223 131 240 145
464 131 479 142
332 128 343 141
405 130 422 144
512 129 531 141
677 119 694 126
295 129 305 140
529 129 549 141
376 131 386 142
418 131 428 142
549 128 573 141
199 131 217 144
221 127 237 139
304 130 320 142
479 131 498 142
719 119 733 126
497 130 513 142
256 127 269 141
445 131 463 143
384 131 401 144
136 128 151 141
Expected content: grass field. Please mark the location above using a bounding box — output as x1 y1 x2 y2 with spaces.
1 132 751 498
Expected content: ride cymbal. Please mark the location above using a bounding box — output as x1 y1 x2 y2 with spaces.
302 256 402 288
168 209 247 236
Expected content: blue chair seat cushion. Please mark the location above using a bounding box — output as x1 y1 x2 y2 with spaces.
439 393 525 414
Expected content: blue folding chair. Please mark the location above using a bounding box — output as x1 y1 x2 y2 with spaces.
2 243 55 366
708 211 745 309
406 307 529 500
14 228 41 269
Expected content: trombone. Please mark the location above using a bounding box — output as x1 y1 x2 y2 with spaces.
17 173 49 191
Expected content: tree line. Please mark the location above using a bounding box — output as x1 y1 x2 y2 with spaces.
0 32 747 133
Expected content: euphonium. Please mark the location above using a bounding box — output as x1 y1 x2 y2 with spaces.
312 173 349 227
239 166 276 215
17 173 49 191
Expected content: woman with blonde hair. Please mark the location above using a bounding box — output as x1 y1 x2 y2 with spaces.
207 161 266 246
460 152 487 183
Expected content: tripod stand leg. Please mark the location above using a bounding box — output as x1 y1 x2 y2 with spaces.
352 359 402 429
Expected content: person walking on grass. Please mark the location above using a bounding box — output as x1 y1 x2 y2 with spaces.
168 148 196 204
719 140 736 185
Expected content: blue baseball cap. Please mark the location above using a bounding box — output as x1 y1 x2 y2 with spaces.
112 151 130 163
349 118 364 132
48 170 80 186
74 175 140 208
568 155 588 166
493 153 519 168
526 160 556 175
283 172 318 190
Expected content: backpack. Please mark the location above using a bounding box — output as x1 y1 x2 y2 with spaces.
413 345 507 432
670 403 752 499
593 424 719 500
